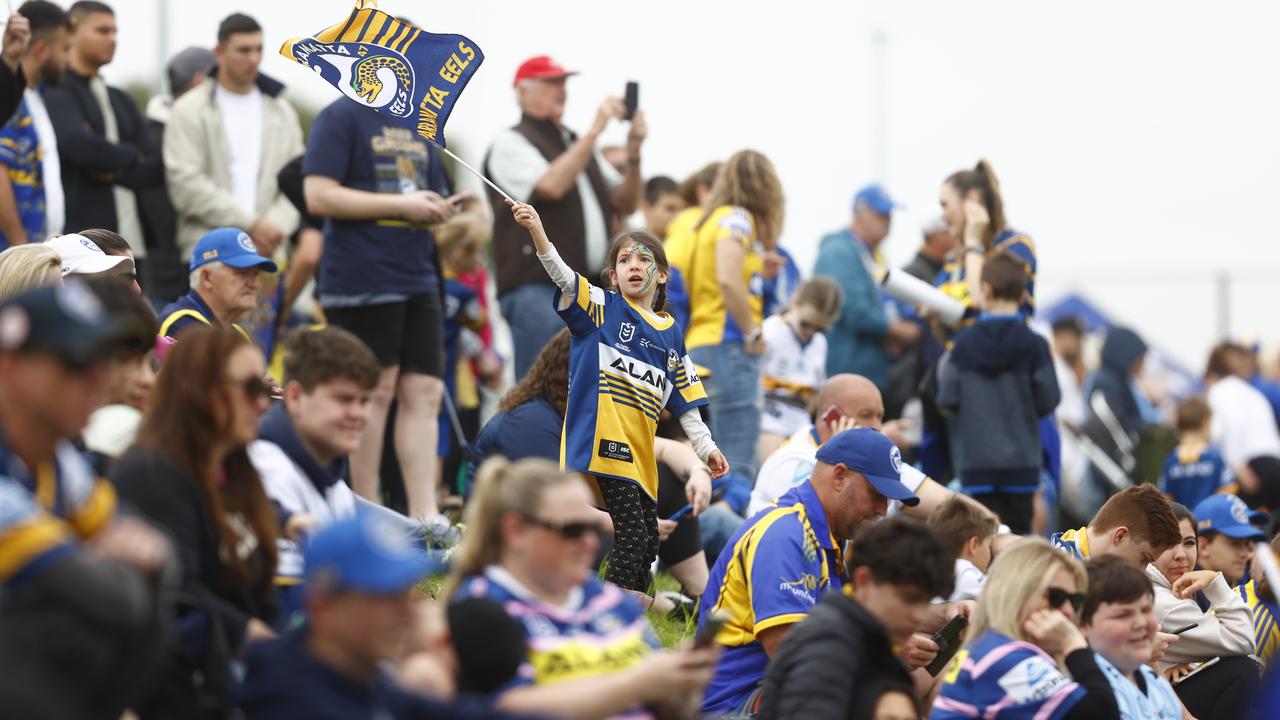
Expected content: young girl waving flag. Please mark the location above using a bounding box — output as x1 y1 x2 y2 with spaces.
508 199 729 597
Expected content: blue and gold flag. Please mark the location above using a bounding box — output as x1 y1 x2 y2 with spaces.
280 0 483 146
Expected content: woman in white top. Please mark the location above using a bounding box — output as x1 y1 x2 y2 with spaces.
758 277 842 462
1144 501 1254 673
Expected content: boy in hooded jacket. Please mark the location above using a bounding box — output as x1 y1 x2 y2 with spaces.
938 252 1060 533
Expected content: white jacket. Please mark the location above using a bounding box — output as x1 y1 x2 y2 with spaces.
249 440 358 580
1144 563 1254 667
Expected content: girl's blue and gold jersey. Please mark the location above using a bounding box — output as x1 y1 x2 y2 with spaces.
556 273 708 501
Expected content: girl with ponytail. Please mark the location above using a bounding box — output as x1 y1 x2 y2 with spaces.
446 458 718 718
937 160 1037 318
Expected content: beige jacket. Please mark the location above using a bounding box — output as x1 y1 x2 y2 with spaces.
163 71 303 260
1144 563 1254 667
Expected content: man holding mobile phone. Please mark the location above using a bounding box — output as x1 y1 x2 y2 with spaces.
302 88 474 528
484 55 647 380
760 518 955 718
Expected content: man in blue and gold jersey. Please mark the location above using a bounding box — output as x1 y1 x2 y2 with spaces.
0 282 169 715
699 427 919 715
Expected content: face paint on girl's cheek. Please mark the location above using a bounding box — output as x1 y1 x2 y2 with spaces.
628 243 658 294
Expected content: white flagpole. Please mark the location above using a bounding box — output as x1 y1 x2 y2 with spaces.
425 137 513 204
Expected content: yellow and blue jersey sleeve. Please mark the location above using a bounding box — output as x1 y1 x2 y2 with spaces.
667 343 708 415
554 272 608 337
0 478 75 585
711 508 828 646
1241 580 1280 664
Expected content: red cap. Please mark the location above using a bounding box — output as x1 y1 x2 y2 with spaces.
513 55 577 86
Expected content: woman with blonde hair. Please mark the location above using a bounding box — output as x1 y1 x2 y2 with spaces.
681 149 786 480
447 457 717 719
932 538 1120 720
0 243 61 298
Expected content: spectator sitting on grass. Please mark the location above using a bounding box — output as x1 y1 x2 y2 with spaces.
929 495 1000 602
249 326 426 619
447 457 717 720
760 517 955 718
236 512 514 720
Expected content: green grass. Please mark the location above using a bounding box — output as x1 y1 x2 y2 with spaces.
419 571 698 647
647 571 698 647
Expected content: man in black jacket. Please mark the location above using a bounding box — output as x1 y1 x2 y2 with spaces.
760 517 955 719
44 2 164 289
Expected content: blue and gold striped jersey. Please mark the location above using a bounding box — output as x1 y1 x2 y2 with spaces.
1239 579 1280 665
0 440 118 586
1049 526 1091 561
935 228 1038 322
556 273 707 501
699 480 844 713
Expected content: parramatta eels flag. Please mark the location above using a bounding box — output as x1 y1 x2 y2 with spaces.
280 0 483 146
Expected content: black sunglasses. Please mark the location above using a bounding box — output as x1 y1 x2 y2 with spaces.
521 514 600 540
239 376 274 401
1045 587 1085 614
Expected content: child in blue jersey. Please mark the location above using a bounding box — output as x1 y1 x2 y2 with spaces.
509 199 729 597
1078 557 1182 720
1159 396 1235 508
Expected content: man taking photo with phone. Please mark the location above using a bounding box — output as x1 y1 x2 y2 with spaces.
483 55 646 380
302 51 474 528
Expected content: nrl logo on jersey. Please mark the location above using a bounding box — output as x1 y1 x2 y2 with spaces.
618 322 636 343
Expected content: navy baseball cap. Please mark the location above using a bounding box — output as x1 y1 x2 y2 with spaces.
1193 494 1268 540
815 427 918 506
189 227 278 273
853 184 898 216
304 512 443 595
0 281 152 368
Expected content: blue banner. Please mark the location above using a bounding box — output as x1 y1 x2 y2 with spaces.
280 0 483 146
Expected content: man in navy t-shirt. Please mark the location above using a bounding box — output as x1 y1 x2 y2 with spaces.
302 99 469 525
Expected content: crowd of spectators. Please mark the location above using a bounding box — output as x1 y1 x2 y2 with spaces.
3 2 1280 718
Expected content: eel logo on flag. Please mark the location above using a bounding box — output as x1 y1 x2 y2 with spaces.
281 0 483 145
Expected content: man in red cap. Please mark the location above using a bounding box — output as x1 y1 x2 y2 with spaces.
484 55 647 380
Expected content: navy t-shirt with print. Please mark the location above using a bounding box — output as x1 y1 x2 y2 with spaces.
303 99 451 299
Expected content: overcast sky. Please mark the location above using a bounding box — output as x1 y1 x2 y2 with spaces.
101 0 1280 369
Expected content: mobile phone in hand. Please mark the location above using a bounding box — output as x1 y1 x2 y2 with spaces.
624 81 639 120
925 614 969 676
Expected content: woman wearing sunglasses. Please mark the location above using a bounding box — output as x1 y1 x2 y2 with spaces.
110 326 279 718
932 538 1121 720
446 457 718 720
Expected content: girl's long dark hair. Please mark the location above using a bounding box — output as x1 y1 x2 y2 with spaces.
134 326 277 583
497 328 571 418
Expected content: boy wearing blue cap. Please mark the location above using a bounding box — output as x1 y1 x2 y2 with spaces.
1193 494 1268 586
699 427 919 715
237 512 513 719
158 226 277 341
